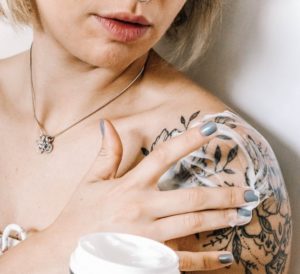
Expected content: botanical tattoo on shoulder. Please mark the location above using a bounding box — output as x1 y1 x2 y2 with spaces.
141 110 200 157
141 110 292 274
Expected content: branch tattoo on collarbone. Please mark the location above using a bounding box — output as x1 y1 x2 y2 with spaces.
141 110 292 274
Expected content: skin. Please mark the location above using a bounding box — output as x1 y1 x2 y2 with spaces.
0 0 292 273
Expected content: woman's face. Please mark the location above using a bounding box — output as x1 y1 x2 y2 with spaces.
35 0 187 68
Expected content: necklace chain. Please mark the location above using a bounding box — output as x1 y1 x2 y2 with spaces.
29 44 145 154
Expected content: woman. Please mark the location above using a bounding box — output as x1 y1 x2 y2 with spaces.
0 0 292 273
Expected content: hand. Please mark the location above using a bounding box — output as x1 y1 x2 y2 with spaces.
48 119 257 272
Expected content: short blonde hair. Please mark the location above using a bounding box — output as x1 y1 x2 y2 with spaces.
0 0 222 69
0 0 39 26
166 0 222 69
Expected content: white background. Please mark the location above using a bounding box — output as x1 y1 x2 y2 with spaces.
189 1 299 273
0 0 299 273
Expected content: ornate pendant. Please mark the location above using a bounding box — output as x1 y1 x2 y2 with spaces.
37 135 55 154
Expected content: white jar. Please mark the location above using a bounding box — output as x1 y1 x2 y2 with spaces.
70 232 180 274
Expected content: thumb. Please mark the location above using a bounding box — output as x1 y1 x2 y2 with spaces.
87 119 123 181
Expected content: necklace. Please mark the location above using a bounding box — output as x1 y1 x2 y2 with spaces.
29 45 145 154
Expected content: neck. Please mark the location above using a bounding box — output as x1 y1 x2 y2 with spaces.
28 31 148 131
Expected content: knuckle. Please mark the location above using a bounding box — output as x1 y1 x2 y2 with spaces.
98 147 108 158
98 147 122 160
200 255 211 270
228 188 237 206
186 189 204 208
179 255 194 270
222 209 229 221
180 254 212 271
183 213 203 230
222 209 232 221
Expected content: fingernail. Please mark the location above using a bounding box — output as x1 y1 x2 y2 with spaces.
244 190 259 203
200 122 217 136
100 119 105 137
219 253 233 264
238 208 252 218
229 208 252 227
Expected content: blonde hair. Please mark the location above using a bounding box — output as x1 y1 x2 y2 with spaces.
165 0 222 69
0 0 222 69
0 0 39 26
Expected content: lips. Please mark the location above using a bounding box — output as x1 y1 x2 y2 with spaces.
94 13 151 43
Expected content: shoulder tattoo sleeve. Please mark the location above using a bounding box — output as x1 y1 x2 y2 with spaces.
141 110 292 274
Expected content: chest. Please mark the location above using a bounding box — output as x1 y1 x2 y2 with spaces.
0 116 143 235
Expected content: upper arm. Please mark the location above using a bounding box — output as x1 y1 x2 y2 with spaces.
206 111 291 274
146 109 292 274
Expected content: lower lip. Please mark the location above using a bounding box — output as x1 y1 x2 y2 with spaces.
94 16 150 43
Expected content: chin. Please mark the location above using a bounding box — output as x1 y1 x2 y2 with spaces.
63 38 145 68
74 36 148 68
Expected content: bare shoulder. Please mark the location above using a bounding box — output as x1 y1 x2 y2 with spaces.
145 52 229 115
138 52 230 149
0 51 29 114
142 54 292 274
0 52 20 89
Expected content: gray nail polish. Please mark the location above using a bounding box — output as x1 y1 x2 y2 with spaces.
219 254 233 264
100 119 105 136
200 122 217 136
238 208 252 218
244 190 259 203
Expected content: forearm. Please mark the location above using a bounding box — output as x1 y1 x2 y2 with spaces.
0 227 76 274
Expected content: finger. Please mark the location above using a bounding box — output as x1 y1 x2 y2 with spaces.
148 187 258 218
126 121 218 185
177 251 234 271
153 209 249 241
86 119 123 181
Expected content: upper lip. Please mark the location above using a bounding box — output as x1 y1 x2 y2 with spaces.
95 12 151 26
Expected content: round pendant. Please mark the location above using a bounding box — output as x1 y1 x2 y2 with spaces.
37 134 55 154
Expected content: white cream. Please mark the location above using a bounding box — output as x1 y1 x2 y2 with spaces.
70 232 180 274
158 111 283 225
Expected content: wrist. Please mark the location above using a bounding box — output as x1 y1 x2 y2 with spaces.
42 223 79 258
0 227 74 274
